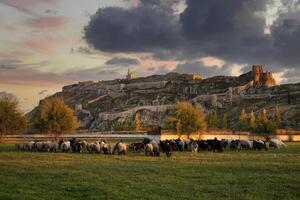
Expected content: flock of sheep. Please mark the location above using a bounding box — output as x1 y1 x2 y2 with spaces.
15 138 127 155
15 137 288 157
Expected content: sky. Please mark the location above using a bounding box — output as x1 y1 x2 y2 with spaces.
0 0 300 112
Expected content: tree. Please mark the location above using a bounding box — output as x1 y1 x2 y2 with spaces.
221 114 228 129
32 98 79 138
165 101 207 137
258 108 268 123
208 110 218 128
254 108 276 134
274 105 281 128
133 112 141 131
113 121 132 131
237 108 248 131
0 95 27 138
249 110 256 132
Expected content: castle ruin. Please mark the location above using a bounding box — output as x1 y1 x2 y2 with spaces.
251 65 276 88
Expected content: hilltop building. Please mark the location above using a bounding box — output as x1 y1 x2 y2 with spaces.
240 65 276 88
126 69 137 80
251 65 276 88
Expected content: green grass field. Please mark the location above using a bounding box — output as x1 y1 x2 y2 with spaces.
0 143 300 200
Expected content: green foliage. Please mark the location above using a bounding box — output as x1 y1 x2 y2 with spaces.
165 101 207 134
274 105 281 128
221 114 228 129
0 96 27 136
113 121 133 131
236 108 277 134
208 110 218 128
32 98 79 136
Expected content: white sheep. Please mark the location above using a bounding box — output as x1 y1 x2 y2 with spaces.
60 141 71 152
112 141 127 155
269 138 287 148
190 142 198 153
144 143 154 156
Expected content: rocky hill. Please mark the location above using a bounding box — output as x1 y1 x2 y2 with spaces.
33 65 300 131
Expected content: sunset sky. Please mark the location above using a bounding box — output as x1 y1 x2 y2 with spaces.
1 0 300 111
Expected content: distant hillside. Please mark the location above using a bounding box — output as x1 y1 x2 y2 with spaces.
30 65 300 131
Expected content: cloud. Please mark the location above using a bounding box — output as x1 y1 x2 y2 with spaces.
83 0 300 83
105 57 140 66
155 65 171 74
174 61 233 78
24 39 53 54
45 9 58 15
71 47 96 55
0 0 58 17
84 1 181 52
24 16 69 30
38 90 48 95
0 59 123 86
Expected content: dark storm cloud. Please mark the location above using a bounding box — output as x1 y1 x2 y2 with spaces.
270 10 300 67
84 0 300 82
105 57 140 66
84 0 181 52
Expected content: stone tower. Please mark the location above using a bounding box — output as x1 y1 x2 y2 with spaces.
126 69 137 80
252 65 264 82
251 65 276 88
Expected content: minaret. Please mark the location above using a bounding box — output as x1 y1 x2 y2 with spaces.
126 68 136 80
126 68 130 80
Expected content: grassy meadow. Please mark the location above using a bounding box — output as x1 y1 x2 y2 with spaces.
0 143 300 200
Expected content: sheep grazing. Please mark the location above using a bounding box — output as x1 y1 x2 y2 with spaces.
60 141 71 152
144 141 160 157
130 142 144 153
15 143 26 151
159 140 172 157
112 140 127 155
267 138 287 149
26 141 36 151
206 138 225 152
35 141 44 152
143 138 160 157
144 143 154 156
101 142 111 155
190 141 198 153
42 141 53 152
252 140 268 151
197 140 209 151
240 140 253 150
71 138 87 153
173 139 185 151
86 141 101 153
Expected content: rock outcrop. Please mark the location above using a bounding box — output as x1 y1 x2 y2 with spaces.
32 66 300 130
240 65 276 88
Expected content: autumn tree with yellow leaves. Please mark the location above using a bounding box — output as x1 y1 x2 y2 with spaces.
32 98 79 138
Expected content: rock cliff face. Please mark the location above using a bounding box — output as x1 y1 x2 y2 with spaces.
240 65 276 88
33 66 300 130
